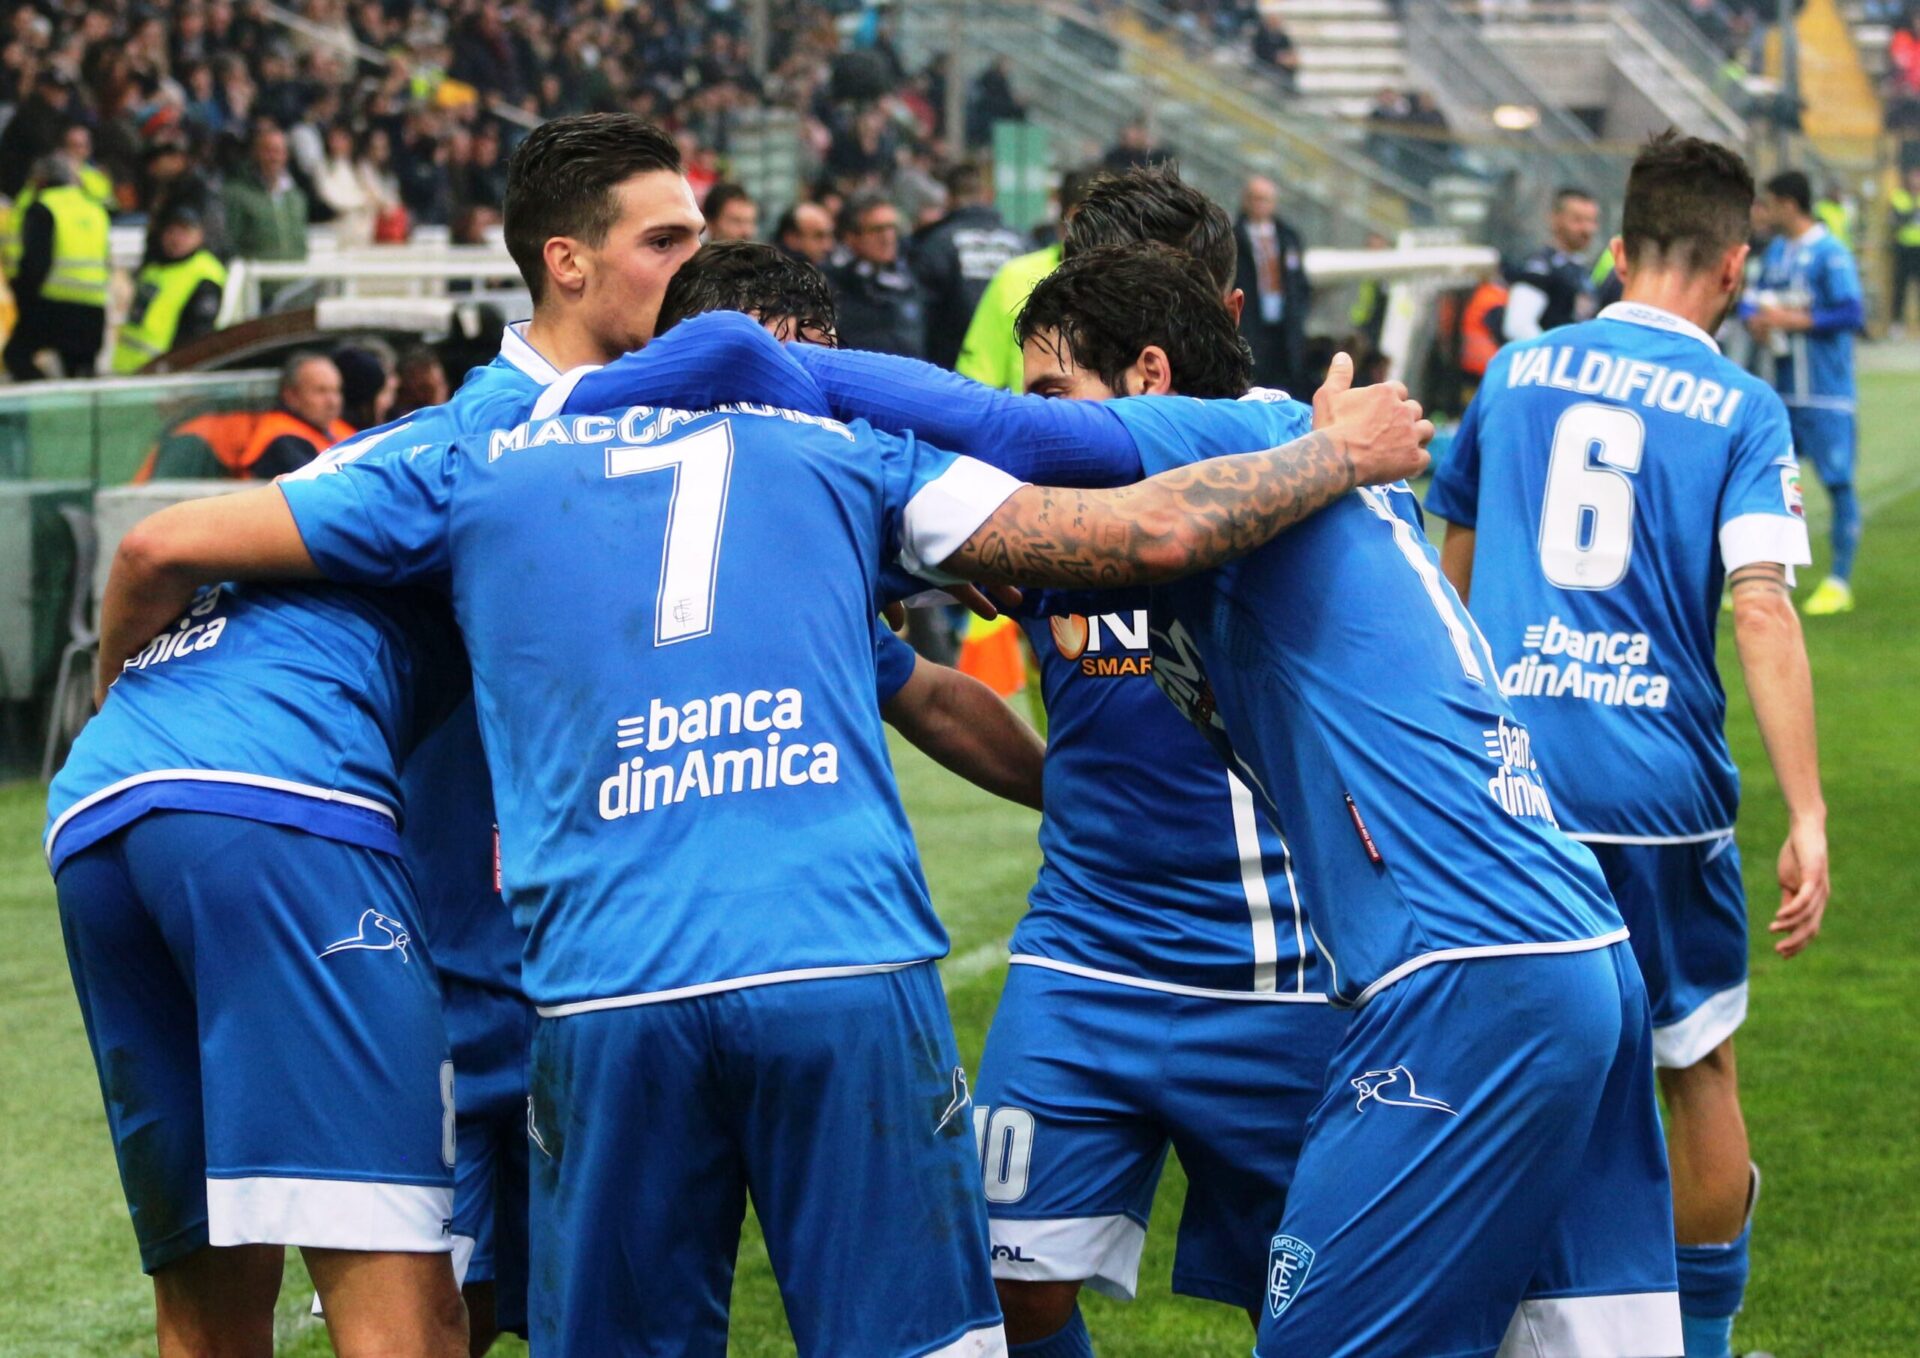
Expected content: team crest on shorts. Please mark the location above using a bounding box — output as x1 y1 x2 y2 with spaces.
1266 1234 1315 1320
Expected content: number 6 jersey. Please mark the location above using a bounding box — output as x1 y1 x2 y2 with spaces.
1427 301 1811 844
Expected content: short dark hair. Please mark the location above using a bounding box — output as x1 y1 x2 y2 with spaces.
1764 169 1812 216
1063 164 1237 297
943 160 987 203
702 181 753 223
836 191 894 239
1016 242 1252 399
1553 186 1596 209
503 113 682 304
1620 132 1755 273
655 241 838 343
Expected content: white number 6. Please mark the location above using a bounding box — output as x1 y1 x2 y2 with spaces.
1538 403 1645 591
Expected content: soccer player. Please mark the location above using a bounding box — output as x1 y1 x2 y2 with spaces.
1745 168 1866 614
639 245 1677 1353
1432 134 1830 1358
89 348 1428 1355
1505 187 1602 341
970 246 1344 1354
46 578 470 1356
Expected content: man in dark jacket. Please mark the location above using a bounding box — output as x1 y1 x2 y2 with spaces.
1233 175 1311 392
910 162 1026 369
0 70 76 197
825 192 925 357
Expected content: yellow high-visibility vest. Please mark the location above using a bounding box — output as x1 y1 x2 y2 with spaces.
112 249 227 373
1893 188 1920 248
36 185 110 307
0 186 37 278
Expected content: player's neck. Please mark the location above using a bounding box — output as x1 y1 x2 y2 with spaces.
1618 275 1727 338
522 309 619 373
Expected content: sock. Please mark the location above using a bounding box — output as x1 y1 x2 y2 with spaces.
1008 1305 1093 1358
1828 481 1861 583
1677 1220 1751 1358
1680 1312 1735 1358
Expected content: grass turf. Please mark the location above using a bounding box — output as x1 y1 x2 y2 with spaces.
0 370 1915 1355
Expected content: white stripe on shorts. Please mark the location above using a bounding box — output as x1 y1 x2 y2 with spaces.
986 1213 1148 1302
1653 980 1748 1070
207 1175 452 1253
1497 1289 1683 1357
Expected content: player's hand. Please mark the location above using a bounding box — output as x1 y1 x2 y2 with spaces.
1770 815 1829 958
946 582 1023 620
1312 351 1433 486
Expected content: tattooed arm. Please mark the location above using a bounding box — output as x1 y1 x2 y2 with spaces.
1728 561 1829 957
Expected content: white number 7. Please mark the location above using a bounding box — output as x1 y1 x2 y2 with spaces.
605 422 735 645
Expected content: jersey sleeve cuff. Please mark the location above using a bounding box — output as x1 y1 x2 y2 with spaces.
1422 474 1476 528
897 456 1025 582
1720 511 1812 585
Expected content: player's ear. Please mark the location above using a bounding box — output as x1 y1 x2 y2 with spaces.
1721 241 1750 294
1224 287 1245 326
1607 236 1628 288
1132 345 1175 396
542 235 589 299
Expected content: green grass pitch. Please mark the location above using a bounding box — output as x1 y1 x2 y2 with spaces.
1 372 1915 1355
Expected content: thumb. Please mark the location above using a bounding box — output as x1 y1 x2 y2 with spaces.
1314 351 1354 425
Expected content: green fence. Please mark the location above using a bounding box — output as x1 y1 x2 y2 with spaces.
0 371 277 774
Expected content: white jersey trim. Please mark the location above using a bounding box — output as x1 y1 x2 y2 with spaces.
535 959 925 1017
1496 1289 1683 1357
1226 773 1281 992
45 769 397 862
207 1175 452 1253
1567 828 1735 846
1652 980 1748 1069
499 321 563 383
986 1212 1147 1301
1598 301 1721 353
897 456 1024 582
1720 511 1811 582
529 362 602 419
1347 929 1631 1009
1008 955 1331 1004
919 1323 1009 1358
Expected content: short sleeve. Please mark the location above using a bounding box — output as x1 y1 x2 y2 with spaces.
279 439 459 587
1718 388 1812 580
1819 243 1863 307
882 429 1025 582
1425 385 1485 528
873 619 918 705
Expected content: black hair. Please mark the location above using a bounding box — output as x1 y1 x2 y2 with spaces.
835 190 894 239
943 159 987 203
503 113 682 304
1058 164 1098 219
1764 169 1813 217
1016 241 1251 399
1621 132 1755 273
1552 186 1596 209
1063 163 1237 298
702 180 754 223
655 241 838 345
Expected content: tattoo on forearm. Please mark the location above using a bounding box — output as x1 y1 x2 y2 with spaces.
1728 563 1789 599
960 430 1357 588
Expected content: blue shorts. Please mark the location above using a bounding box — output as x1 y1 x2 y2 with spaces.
1587 836 1748 1069
446 977 533 1336
973 961 1344 1312
54 810 454 1273
1256 945 1680 1358
527 962 1003 1357
1786 405 1856 488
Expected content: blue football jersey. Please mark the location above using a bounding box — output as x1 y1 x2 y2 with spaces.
45 578 465 871
281 403 1023 1011
1015 395 1323 996
1104 397 1624 1005
1750 225 1861 410
1427 302 1811 840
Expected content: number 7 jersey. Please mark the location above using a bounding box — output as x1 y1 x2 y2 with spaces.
1427 301 1811 841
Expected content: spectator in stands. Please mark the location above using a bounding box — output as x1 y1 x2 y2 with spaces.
826 190 926 356
333 340 398 431
1889 10 1920 130
1890 163 1920 337
111 205 227 374
246 351 353 474
1102 117 1171 173
0 68 77 197
1504 186 1600 340
1251 11 1300 94
62 124 115 211
966 56 1026 148
393 343 451 418
224 120 309 303
314 122 376 246
703 182 760 242
912 160 1026 370
1234 175 1312 392
4 154 109 381
777 200 836 264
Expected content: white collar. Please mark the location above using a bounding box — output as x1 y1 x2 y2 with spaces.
1597 301 1720 355
1792 222 1827 246
500 321 563 384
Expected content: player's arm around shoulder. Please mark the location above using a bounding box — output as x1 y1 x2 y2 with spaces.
937 354 1432 590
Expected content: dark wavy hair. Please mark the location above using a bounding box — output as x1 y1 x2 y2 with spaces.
1063 163 1237 297
1017 242 1251 399
655 241 838 345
